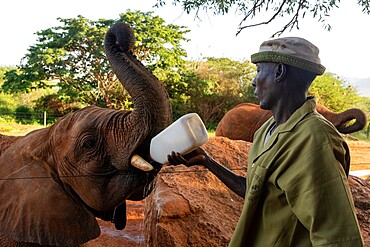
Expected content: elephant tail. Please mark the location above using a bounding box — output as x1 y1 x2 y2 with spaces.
336 108 368 134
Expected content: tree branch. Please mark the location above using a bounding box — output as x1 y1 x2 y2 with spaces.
236 0 288 36
236 0 309 37
272 0 307 37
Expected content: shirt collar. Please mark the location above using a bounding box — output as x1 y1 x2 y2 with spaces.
253 97 317 156
275 96 317 134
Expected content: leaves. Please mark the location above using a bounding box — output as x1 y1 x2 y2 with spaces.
309 73 361 112
173 57 257 125
155 0 369 36
2 11 190 109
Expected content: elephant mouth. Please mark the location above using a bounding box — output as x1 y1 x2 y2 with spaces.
67 155 162 231
127 157 162 200
109 158 162 230
89 154 162 230
87 200 127 230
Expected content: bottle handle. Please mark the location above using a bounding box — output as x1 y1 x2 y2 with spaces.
188 115 200 138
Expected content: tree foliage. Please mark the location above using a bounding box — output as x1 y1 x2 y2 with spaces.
0 66 13 87
309 73 361 112
174 57 256 126
2 11 189 109
155 0 370 36
15 105 34 124
170 59 365 129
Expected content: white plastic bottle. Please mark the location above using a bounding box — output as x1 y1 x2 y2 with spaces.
150 113 209 164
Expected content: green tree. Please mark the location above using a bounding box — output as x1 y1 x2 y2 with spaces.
175 57 256 127
15 105 34 124
0 67 19 116
119 11 190 105
0 93 17 116
1 66 49 117
309 73 361 112
172 59 365 130
2 11 189 109
0 66 13 87
155 0 370 36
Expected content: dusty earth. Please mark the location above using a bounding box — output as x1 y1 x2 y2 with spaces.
86 137 370 247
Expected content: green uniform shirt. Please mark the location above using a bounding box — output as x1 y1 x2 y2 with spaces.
229 98 363 247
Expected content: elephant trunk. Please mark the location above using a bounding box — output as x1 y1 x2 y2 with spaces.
317 104 368 134
335 108 368 134
104 23 172 161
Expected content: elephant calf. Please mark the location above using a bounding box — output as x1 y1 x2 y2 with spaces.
0 22 172 246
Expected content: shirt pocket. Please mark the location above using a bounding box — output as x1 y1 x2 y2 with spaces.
246 165 268 207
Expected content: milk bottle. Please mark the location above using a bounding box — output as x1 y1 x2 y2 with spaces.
150 113 209 164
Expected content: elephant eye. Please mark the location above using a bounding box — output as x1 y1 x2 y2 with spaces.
83 136 98 149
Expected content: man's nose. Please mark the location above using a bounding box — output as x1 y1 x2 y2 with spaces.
252 77 256 87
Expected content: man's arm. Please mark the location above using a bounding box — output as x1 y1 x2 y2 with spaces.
167 148 246 198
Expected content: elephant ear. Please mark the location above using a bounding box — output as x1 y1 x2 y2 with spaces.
0 132 100 246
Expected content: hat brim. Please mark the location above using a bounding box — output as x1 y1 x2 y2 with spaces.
251 51 326 75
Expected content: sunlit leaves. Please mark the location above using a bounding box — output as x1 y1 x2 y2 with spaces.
174 57 257 124
309 73 361 112
2 11 189 109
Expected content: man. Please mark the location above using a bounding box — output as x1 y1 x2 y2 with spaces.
167 37 364 246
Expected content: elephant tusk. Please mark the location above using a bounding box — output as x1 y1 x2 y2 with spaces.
131 154 154 172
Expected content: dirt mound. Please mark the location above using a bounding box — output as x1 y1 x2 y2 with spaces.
350 176 370 244
144 137 250 246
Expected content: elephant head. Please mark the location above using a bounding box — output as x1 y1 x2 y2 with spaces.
0 22 172 246
216 102 367 142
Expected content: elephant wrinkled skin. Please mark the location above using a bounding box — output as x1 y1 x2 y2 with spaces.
0 23 172 246
216 102 367 142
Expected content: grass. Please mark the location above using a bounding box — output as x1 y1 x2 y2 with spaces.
350 128 370 142
0 123 43 136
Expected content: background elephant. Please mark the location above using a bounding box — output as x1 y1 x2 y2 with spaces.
0 22 172 246
215 102 367 142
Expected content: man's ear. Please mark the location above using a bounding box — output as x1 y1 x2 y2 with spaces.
275 63 286 82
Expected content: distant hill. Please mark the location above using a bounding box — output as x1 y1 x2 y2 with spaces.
346 77 370 98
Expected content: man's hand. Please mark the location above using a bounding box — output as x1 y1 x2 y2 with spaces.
167 147 209 168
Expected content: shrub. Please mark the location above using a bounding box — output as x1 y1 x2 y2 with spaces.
15 105 34 124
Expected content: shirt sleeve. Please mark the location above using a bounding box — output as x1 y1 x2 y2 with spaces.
278 143 363 246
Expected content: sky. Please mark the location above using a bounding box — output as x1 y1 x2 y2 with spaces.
1 0 370 80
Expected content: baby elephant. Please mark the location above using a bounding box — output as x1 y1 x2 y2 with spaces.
0 22 171 246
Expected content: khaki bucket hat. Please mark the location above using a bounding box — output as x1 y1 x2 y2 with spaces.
251 37 326 75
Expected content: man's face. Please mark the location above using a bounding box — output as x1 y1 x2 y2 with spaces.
252 63 281 110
